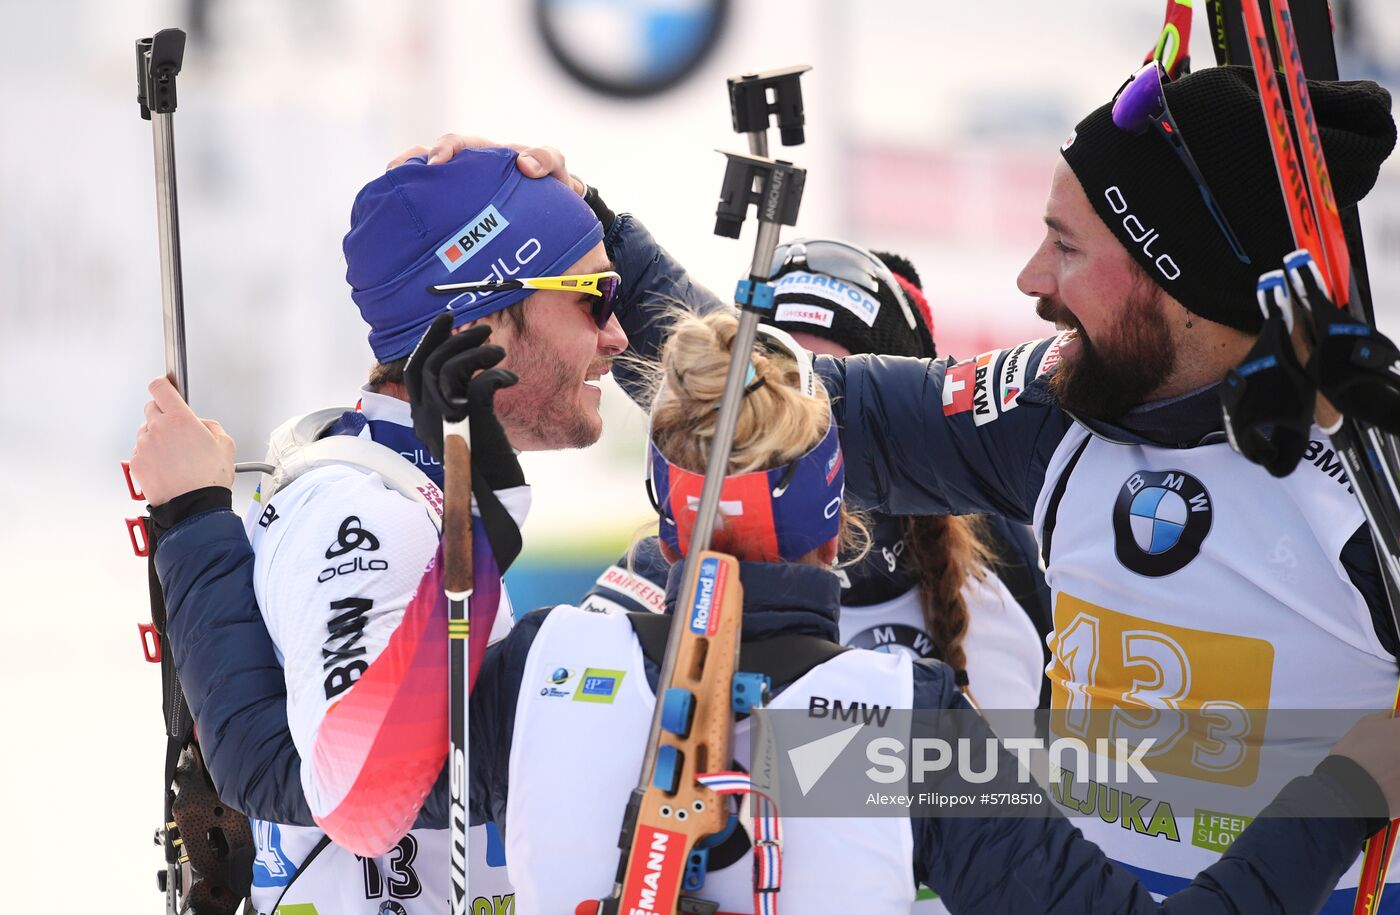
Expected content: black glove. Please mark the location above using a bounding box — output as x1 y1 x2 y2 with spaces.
1220 271 1315 478
1286 251 1400 436
404 313 524 491
583 184 616 234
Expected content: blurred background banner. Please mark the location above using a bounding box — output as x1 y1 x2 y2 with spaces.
1 0 1395 907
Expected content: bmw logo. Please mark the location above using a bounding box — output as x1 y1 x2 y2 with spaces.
378 902 409 915
535 0 729 98
847 623 937 660
1112 470 1212 577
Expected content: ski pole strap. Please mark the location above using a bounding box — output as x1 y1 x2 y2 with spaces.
695 772 782 915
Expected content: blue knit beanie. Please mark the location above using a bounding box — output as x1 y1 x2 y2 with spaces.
344 147 603 362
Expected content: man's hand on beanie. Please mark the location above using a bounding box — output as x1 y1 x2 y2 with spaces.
386 134 586 197
130 376 236 507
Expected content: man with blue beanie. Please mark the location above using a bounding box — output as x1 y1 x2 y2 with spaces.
346 146 624 452
128 146 695 912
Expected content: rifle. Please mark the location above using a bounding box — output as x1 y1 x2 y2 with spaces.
122 29 254 915
579 66 810 915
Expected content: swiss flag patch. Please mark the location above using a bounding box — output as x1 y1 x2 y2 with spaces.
943 361 976 415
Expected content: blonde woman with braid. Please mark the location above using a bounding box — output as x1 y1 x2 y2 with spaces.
585 241 1050 715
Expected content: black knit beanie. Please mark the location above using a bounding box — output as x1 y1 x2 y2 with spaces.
1061 65 1394 332
767 242 937 358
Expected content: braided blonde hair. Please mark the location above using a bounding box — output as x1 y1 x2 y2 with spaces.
901 515 992 675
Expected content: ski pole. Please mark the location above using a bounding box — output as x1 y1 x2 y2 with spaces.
443 414 473 915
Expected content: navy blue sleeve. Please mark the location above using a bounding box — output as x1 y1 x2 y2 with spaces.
605 211 728 405
908 662 1379 913
157 509 314 826
819 338 1076 524
1340 521 1399 658
578 536 672 614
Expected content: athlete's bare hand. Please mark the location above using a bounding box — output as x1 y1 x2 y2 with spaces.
130 377 236 506
1332 713 1400 816
386 134 584 196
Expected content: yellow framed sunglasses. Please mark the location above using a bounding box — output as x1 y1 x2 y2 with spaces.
428 271 621 329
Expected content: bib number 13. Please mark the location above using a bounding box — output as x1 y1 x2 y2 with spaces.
360 834 422 901
1050 599 1266 782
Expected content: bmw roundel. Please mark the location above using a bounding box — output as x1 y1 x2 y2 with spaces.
535 0 729 98
1112 470 1212 577
847 623 937 660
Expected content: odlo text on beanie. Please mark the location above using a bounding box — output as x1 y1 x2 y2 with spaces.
1061 66 1393 333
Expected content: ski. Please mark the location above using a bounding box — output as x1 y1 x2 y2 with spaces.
1234 4 1400 911
1206 0 1379 323
1146 0 1196 79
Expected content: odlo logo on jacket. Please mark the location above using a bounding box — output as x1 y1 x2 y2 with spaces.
325 515 380 559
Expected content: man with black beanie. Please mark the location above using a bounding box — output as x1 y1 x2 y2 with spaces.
816 64 1400 907
1044 65 1394 420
